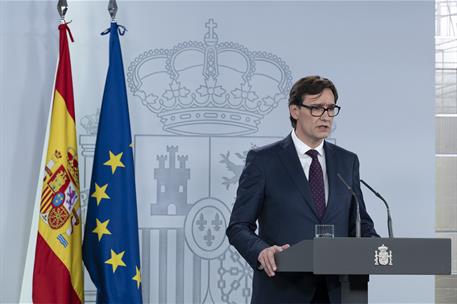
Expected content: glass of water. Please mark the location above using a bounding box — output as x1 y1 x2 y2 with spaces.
315 224 334 238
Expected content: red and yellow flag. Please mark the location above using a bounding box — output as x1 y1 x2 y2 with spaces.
32 23 83 304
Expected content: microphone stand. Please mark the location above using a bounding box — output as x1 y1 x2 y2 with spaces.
337 173 361 238
360 179 394 238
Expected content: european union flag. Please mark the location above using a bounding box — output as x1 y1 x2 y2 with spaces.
83 22 142 303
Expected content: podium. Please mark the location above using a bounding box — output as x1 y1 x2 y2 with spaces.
275 238 451 303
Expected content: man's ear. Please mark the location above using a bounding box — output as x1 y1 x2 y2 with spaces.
289 104 299 120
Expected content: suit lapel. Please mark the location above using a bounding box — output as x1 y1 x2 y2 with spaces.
323 141 338 221
277 135 320 219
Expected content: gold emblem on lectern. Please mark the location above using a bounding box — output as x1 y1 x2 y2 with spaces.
374 244 393 266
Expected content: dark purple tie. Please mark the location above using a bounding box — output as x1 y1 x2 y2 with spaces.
306 149 326 218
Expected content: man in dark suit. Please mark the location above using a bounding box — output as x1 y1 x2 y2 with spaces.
226 76 378 303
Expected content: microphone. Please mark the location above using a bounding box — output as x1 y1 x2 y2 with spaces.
360 179 394 238
337 173 361 238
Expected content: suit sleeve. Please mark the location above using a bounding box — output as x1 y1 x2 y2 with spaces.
351 155 380 237
226 150 270 270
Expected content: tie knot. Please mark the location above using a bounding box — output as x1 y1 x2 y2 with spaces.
306 149 319 160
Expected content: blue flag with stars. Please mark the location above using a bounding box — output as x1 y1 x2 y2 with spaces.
83 22 142 303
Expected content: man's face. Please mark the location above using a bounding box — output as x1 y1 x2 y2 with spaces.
289 88 335 148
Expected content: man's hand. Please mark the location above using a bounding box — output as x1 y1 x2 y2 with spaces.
257 244 290 277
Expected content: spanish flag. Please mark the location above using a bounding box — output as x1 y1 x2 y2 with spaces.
32 23 83 304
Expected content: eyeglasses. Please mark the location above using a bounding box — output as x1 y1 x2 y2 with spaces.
299 104 341 117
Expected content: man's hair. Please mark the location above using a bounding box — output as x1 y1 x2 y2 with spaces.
288 75 338 128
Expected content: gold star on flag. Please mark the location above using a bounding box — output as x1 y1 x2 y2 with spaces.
105 249 126 273
104 151 125 174
132 266 142 289
92 218 111 241
91 183 110 206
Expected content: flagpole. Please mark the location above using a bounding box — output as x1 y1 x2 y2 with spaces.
24 1 84 302
19 2 67 300
82 9 143 302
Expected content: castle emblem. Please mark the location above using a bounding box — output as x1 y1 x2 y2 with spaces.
126 18 293 136
374 244 393 266
151 145 191 215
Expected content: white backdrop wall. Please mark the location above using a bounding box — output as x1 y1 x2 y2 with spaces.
1 1 435 303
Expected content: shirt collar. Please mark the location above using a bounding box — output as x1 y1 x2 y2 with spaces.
291 129 325 157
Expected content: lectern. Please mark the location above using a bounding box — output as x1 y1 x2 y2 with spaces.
275 238 451 303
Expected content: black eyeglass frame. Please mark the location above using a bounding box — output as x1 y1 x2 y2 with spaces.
299 104 341 117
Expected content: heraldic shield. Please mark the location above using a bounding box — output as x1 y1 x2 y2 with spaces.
132 135 281 304
40 148 80 234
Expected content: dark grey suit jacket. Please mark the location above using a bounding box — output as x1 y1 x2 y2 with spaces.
226 134 378 304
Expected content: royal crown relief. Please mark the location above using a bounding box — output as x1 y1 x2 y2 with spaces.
126 18 293 136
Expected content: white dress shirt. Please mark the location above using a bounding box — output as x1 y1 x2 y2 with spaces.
291 130 329 205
